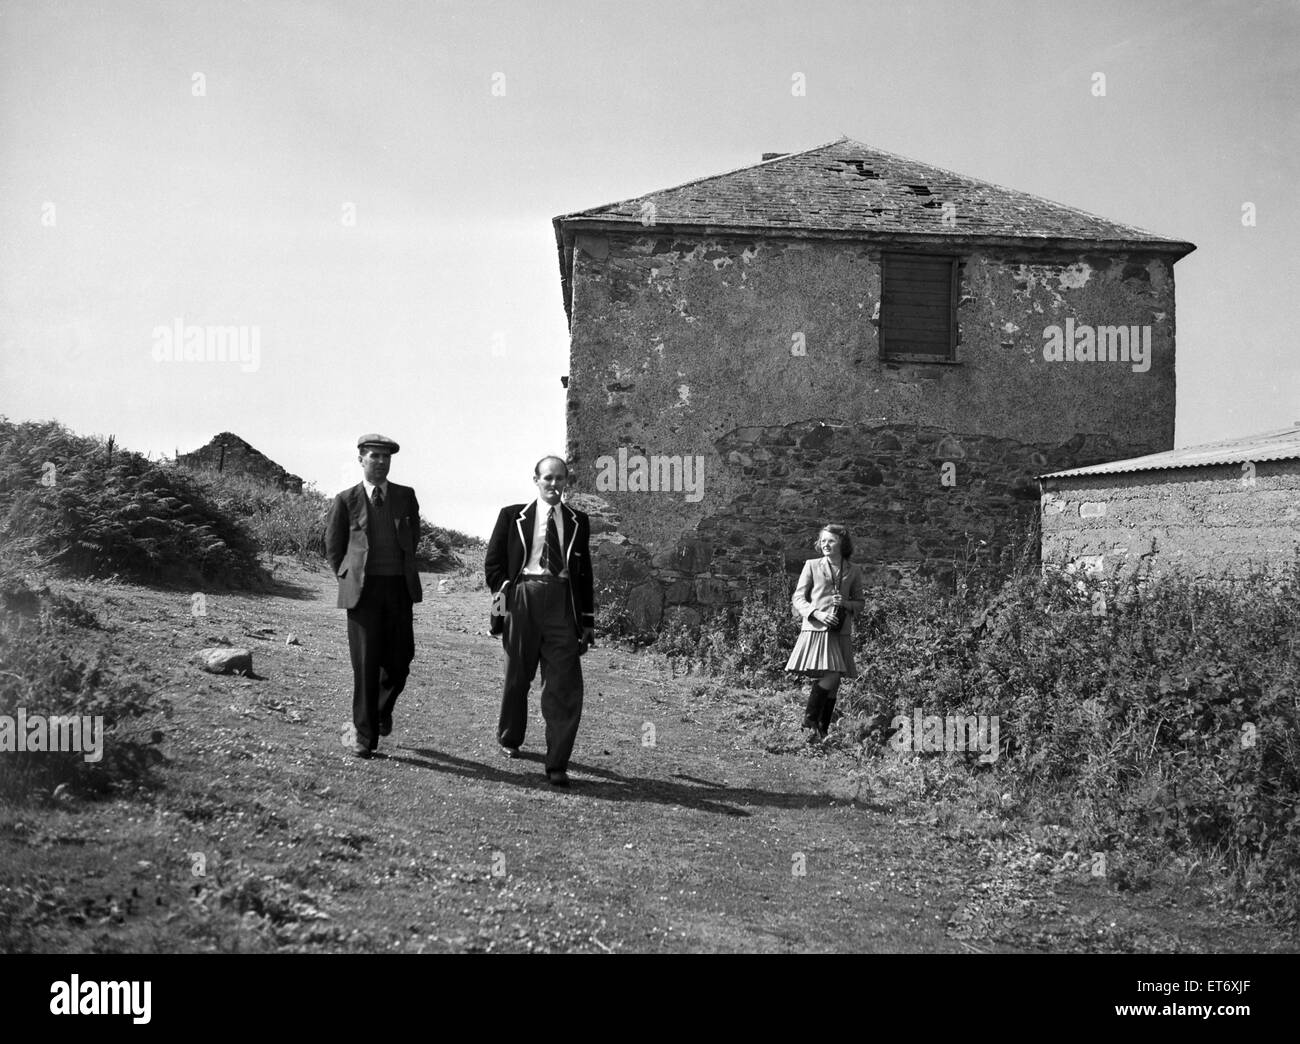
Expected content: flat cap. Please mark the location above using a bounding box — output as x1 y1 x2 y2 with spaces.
357 433 400 454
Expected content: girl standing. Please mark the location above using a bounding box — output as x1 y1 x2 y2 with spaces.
785 524 865 740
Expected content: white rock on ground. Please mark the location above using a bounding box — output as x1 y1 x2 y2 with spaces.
193 647 253 674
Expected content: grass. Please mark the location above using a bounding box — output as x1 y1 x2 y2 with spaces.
0 418 485 585
0 556 169 803
643 552 1300 926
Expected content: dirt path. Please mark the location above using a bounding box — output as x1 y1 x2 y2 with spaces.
2 562 1293 953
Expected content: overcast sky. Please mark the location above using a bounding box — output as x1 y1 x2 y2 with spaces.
1 0 1296 536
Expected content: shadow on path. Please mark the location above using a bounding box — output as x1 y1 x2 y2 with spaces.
386 746 890 817
263 574 324 601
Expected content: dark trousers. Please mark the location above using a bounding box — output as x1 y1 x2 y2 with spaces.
348 575 414 750
499 576 583 772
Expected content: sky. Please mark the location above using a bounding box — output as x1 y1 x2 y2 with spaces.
1 0 1296 537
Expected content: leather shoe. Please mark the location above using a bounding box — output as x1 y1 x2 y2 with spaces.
546 770 570 788
379 717 392 737
499 744 520 759
352 742 372 759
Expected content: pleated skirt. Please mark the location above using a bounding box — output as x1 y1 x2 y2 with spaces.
785 629 858 678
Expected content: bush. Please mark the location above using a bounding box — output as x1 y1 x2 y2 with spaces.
168 473 493 574
176 465 329 562
0 421 484 581
655 551 1300 923
657 571 799 678
0 419 265 588
184 468 486 571
0 560 167 801
848 564 1300 923
416 521 483 573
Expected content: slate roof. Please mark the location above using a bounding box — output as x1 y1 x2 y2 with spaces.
1042 427 1300 480
554 137 1194 251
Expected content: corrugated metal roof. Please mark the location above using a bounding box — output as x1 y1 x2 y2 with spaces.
1041 426 1300 479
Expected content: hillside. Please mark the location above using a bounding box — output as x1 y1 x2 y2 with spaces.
1 420 1294 954
0 558 1294 953
0 419 481 583
0 418 265 587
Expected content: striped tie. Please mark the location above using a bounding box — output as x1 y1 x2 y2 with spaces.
542 507 562 575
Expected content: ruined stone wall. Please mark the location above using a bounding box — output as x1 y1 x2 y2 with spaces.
1041 462 1300 580
178 432 305 493
563 230 1179 626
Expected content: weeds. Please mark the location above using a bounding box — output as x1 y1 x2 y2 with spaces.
1 419 265 588
0 559 168 801
0 419 484 586
655 554 1300 924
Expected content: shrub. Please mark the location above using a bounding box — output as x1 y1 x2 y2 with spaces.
656 571 799 678
416 521 483 573
593 575 633 640
846 562 1300 923
0 420 484 581
184 467 485 571
0 419 265 588
175 465 329 562
653 546 1300 923
0 560 167 801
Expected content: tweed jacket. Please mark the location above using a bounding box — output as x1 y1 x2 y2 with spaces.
325 482 423 609
791 557 865 635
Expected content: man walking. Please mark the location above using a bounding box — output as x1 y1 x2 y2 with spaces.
326 434 423 759
485 456 594 787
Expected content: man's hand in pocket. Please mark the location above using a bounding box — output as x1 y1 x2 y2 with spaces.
490 588 508 618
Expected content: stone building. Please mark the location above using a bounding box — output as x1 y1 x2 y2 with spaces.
178 432 304 493
552 138 1195 630
1040 426 1300 580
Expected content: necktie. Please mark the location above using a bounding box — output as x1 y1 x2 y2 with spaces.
542 507 562 575
372 486 384 508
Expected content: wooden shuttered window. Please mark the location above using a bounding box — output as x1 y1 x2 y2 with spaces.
880 254 958 361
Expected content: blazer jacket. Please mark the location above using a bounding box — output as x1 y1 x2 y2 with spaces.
325 482 423 609
484 500 594 638
791 557 865 635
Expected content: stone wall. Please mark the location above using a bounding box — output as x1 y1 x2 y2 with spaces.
1041 461 1300 580
178 432 304 493
573 421 1148 631
564 229 1179 625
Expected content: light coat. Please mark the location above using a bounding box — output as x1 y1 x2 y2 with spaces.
791 557 865 635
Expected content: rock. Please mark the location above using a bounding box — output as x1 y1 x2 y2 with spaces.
285 633 301 646
194 647 253 675
826 777 863 802
693 577 728 604
625 582 665 631
673 538 713 572
797 423 836 450
664 579 694 604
